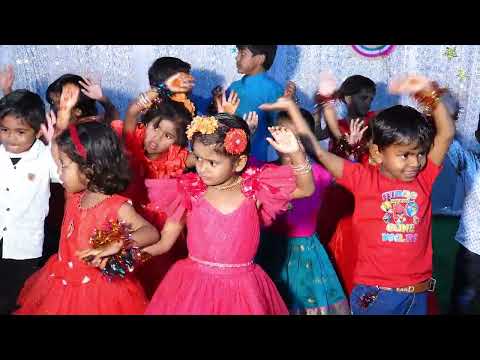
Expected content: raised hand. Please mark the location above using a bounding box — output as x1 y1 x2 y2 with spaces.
345 118 368 145
283 81 297 99
215 90 240 115
129 89 160 114
259 96 295 112
316 70 337 97
244 111 258 134
165 72 195 93
389 74 432 95
0 64 14 94
59 83 80 112
79 77 104 101
266 126 301 155
40 110 57 143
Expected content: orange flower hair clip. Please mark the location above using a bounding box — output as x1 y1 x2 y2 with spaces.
186 116 219 140
224 128 248 155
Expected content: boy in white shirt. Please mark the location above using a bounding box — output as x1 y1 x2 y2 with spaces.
0 89 60 314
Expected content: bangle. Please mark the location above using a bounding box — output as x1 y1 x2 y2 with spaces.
154 83 173 98
291 157 312 175
315 92 337 108
412 82 447 116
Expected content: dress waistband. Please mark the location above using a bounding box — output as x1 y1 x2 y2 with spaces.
189 255 253 268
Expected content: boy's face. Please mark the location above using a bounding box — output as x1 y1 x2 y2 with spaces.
371 142 428 182
236 48 264 75
346 88 375 117
0 115 39 154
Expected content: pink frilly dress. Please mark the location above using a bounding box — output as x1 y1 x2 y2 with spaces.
144 164 296 315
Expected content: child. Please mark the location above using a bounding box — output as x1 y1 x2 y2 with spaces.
85 113 315 314
15 121 159 315
147 56 196 115
256 109 350 315
0 89 60 314
315 72 376 295
113 88 194 298
448 107 480 314
46 73 120 127
227 45 284 162
260 74 455 315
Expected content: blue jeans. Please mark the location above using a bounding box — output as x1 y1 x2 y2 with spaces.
350 284 428 315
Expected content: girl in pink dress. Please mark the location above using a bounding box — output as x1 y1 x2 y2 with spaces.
16 122 159 315
88 113 315 314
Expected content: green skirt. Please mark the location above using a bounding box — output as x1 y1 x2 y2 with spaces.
256 232 350 315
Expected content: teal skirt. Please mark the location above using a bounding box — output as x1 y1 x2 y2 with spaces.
256 231 350 315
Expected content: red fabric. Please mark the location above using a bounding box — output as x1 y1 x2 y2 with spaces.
320 113 375 294
111 120 189 298
336 159 442 288
16 193 148 315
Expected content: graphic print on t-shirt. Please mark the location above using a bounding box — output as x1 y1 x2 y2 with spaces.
380 190 419 243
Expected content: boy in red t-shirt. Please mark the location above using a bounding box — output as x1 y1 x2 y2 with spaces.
260 74 455 315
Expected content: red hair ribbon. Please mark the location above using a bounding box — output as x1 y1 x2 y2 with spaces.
68 124 87 160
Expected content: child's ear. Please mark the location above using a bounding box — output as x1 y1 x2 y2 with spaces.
254 54 266 68
369 143 383 164
234 155 248 173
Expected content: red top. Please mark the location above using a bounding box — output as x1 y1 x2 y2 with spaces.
336 159 442 287
111 120 189 207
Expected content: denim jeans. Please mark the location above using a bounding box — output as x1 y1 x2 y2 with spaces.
450 245 480 314
350 284 428 315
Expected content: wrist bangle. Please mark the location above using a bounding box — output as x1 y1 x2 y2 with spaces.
412 82 447 116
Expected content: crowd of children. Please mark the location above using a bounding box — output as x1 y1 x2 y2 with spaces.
0 44 477 315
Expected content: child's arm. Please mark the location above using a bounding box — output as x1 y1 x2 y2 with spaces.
389 75 455 166
79 77 120 124
56 83 80 132
0 64 14 95
261 98 346 179
316 71 342 140
75 202 160 264
266 126 315 199
123 89 158 135
140 219 185 256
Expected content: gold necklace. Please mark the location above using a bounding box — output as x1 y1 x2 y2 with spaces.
212 177 242 191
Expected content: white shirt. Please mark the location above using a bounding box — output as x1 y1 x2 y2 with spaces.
0 140 60 260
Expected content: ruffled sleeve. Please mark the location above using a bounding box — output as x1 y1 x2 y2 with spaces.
145 172 206 223
241 164 296 226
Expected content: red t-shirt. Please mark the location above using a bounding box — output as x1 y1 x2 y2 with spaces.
336 159 442 287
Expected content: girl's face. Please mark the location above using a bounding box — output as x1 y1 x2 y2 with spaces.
0 115 40 154
346 88 375 117
58 149 89 193
193 141 247 186
144 118 178 158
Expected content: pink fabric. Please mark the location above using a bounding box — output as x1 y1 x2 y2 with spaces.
145 165 294 314
271 163 332 237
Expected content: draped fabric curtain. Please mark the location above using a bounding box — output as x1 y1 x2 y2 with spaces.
1 45 478 213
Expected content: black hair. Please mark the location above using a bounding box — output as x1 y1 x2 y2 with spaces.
370 105 435 153
276 108 318 160
192 113 251 158
46 74 98 117
0 89 46 132
140 98 193 147
236 45 277 70
56 121 131 195
338 75 376 100
148 57 191 88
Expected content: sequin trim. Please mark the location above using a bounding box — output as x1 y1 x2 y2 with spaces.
189 255 253 268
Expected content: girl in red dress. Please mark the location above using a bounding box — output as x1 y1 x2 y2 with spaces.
15 122 159 315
